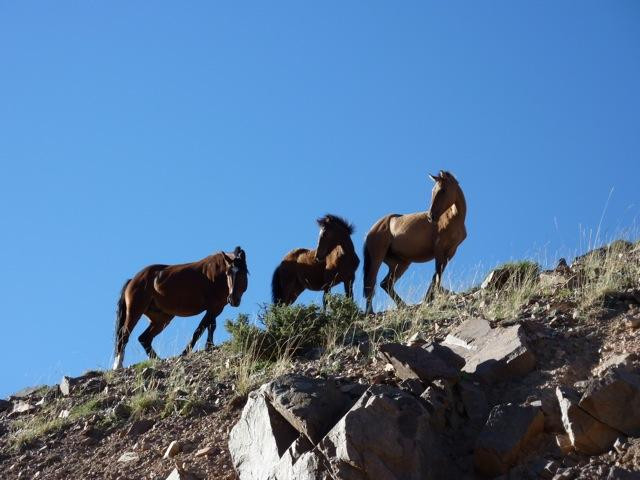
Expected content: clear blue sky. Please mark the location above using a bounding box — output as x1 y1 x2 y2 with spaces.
1 2 639 398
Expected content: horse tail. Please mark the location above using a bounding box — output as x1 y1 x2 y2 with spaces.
271 265 283 304
114 279 131 357
362 242 372 297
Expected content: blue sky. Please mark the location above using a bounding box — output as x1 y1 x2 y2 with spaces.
1 2 639 398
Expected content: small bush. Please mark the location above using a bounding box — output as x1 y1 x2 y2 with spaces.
225 295 363 359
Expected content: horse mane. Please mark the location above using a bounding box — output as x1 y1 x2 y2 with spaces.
316 214 355 235
439 170 459 183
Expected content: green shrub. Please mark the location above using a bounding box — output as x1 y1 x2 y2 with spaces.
225 295 363 359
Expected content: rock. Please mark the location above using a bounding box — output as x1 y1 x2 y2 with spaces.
112 401 131 419
457 380 488 427
421 342 466 371
165 467 199 480
58 409 70 419
268 448 330 480
481 263 539 290
578 368 640 436
126 419 154 437
554 434 573 455
0 399 12 412
613 437 628 454
60 375 105 396
264 374 363 444
9 400 35 416
164 440 181 459
9 385 46 400
117 452 139 463
606 466 640 480
473 403 544 477
420 381 452 431
195 446 216 457
229 385 299 480
556 386 620 455
406 332 427 347
319 384 449 480
442 318 536 383
378 343 460 383
593 353 639 376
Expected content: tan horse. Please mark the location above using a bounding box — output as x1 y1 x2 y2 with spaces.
272 215 359 306
363 171 467 314
113 247 248 369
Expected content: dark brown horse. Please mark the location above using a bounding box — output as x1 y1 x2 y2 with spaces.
272 215 359 306
113 247 248 369
363 171 467 314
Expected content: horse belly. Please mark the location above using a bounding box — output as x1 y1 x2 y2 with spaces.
152 270 210 317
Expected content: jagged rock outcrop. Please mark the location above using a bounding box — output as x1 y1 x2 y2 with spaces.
473 403 544 477
556 386 621 455
578 368 640 437
378 343 460 383
442 317 536 383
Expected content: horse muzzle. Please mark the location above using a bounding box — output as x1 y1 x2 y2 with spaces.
228 296 241 307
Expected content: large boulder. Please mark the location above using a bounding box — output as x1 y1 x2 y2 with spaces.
379 343 460 383
578 368 640 436
442 318 536 383
319 384 448 480
473 403 544 477
264 374 364 444
457 380 489 427
229 385 300 480
556 386 621 455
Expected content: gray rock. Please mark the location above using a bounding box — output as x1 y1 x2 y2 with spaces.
165 468 199 480
126 419 154 437
117 452 139 463
268 449 330 480
422 342 466 371
229 385 299 480
267 436 330 480
556 386 621 455
59 376 74 396
457 380 488 427
9 385 46 400
473 403 544 477
442 318 536 383
319 384 448 480
379 343 460 383
579 368 640 436
10 400 37 416
264 374 362 444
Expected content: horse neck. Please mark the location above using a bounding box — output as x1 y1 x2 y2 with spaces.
203 255 225 283
334 232 356 257
437 186 467 229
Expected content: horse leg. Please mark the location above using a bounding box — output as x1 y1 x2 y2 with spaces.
322 287 331 310
113 288 150 370
380 261 410 309
181 310 214 355
205 305 224 350
344 277 355 299
138 311 173 359
424 257 448 302
363 240 389 315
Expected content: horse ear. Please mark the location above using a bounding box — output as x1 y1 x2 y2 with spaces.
429 174 439 182
222 252 233 265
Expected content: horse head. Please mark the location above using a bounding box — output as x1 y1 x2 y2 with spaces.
222 246 248 307
427 171 460 222
314 214 355 262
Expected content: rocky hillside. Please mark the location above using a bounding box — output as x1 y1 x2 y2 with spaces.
1 240 639 479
